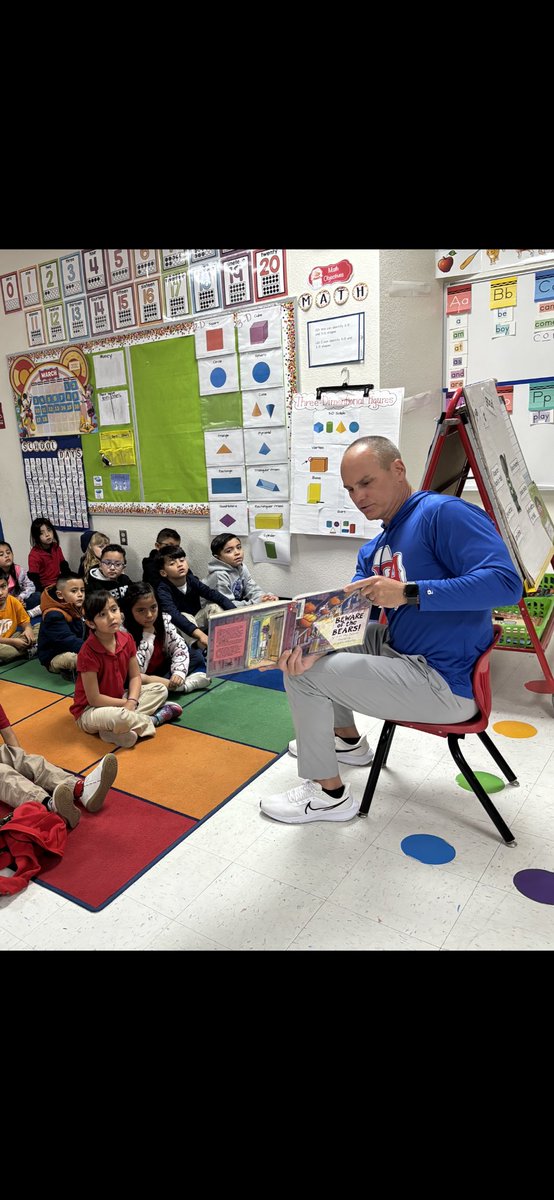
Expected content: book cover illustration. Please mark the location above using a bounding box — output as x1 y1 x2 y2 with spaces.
207 587 373 676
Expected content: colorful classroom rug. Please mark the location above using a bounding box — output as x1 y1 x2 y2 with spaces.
0 662 291 911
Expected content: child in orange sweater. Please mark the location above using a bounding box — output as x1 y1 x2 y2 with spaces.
0 572 36 661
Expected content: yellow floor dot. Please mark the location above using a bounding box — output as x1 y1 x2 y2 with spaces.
492 720 537 738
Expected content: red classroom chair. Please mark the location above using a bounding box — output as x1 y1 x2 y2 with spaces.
358 627 518 844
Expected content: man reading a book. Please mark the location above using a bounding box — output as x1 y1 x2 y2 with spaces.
261 435 522 825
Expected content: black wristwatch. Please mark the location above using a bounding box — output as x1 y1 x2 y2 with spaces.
403 582 420 606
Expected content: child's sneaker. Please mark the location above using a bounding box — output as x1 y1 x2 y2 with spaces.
288 733 373 766
25 642 38 660
116 730 138 748
260 780 358 824
27 605 42 619
184 672 210 692
152 701 183 726
49 784 81 829
79 753 118 812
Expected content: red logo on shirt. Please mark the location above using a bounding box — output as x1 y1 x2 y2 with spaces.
373 547 406 581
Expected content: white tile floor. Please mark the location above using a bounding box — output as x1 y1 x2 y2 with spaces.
2 648 554 951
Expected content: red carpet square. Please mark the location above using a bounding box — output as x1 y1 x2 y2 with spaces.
0 789 196 911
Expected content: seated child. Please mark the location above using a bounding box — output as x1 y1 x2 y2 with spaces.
155 545 235 652
86 543 133 602
78 530 110 579
0 701 117 830
122 582 210 693
142 527 181 588
70 590 182 748
37 573 86 679
28 517 71 592
204 534 279 606
0 571 37 661
0 540 41 616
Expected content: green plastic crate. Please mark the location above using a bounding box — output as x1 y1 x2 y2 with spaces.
493 586 554 648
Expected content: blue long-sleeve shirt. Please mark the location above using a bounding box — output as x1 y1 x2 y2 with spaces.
353 491 522 698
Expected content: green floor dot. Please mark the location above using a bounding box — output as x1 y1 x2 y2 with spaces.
455 770 505 793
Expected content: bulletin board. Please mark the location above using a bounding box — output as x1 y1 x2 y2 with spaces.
462 269 554 488
8 301 296 516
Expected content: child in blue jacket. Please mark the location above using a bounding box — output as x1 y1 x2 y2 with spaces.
37 574 86 679
155 546 235 654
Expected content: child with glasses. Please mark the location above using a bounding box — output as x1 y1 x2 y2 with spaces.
86 543 133 603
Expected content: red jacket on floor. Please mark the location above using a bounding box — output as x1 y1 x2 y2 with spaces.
0 802 67 895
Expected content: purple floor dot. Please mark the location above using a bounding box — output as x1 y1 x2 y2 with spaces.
513 869 554 905
401 833 456 865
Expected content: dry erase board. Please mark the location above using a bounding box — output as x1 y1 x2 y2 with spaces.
464 271 554 488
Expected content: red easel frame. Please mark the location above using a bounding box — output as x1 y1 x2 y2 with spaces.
423 389 554 701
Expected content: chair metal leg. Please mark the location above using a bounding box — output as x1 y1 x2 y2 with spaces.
381 722 396 768
447 735 515 844
477 730 519 785
359 722 396 816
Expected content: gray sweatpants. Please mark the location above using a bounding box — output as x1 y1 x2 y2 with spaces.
284 624 477 781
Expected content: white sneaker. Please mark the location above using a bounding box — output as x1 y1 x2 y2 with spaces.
260 779 358 824
49 785 81 829
81 753 118 812
184 672 210 692
288 733 373 766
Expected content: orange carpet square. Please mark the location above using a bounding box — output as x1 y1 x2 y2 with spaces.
12 697 110 775
112 723 276 818
0 680 65 724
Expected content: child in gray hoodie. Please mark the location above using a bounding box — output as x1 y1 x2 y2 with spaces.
203 534 279 607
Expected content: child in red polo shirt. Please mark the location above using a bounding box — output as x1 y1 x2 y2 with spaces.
70 590 182 748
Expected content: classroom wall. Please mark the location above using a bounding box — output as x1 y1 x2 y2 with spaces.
0 248 443 595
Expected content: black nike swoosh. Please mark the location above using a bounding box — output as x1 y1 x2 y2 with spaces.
305 797 347 813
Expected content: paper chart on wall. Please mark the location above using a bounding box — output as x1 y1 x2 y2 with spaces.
98 389 130 427
248 502 290 533
242 388 285 427
243 426 287 465
194 313 235 358
236 304 282 352
198 353 239 396
248 530 291 565
290 389 403 536
204 427 245 466
247 464 289 501
207 465 247 502
209 503 250 537
240 349 284 392
93 350 127 389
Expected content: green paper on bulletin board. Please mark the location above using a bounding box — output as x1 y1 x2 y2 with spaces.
131 337 242 502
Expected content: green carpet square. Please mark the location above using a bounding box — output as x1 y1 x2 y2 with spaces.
177 679 294 752
0 657 75 695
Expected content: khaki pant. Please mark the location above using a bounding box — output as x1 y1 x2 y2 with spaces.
49 651 78 673
0 625 38 661
76 681 168 747
0 745 77 809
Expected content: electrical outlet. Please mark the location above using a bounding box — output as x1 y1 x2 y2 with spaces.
119 530 128 546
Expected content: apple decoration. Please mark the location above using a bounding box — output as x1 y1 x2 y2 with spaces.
437 251 455 273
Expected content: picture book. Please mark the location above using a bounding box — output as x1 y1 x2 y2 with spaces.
206 586 374 676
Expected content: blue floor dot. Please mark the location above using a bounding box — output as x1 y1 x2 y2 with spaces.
401 833 456 865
